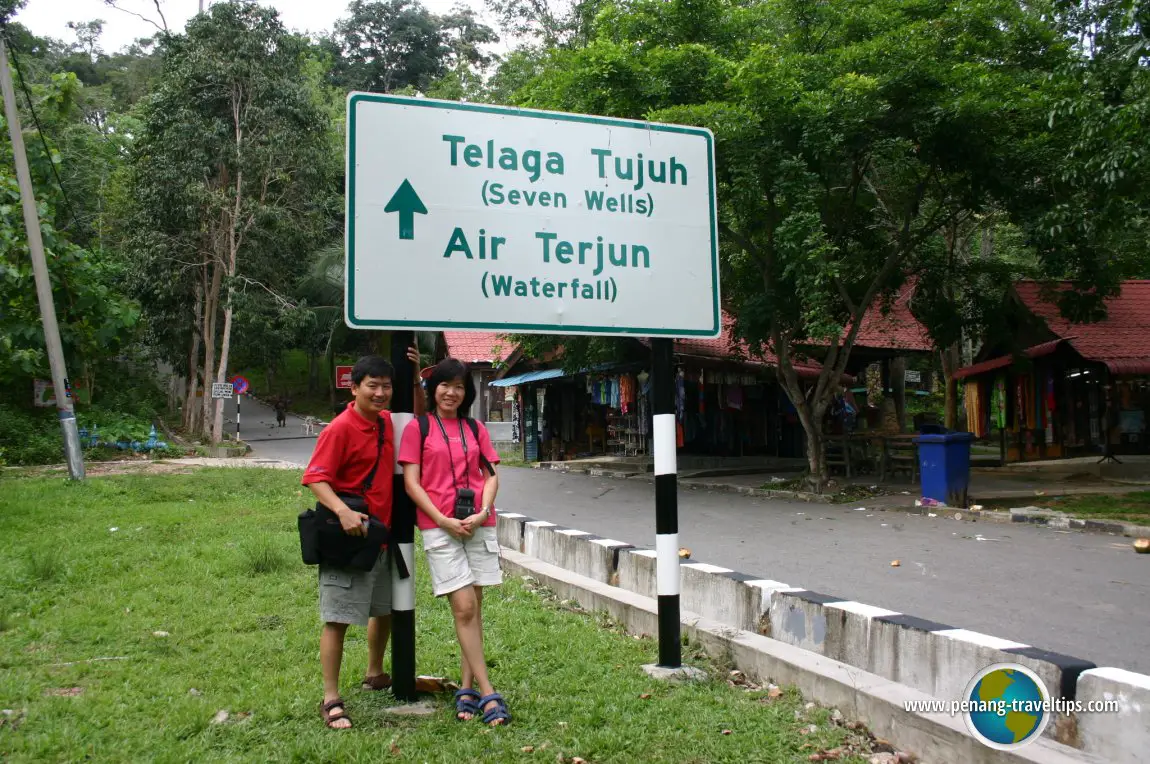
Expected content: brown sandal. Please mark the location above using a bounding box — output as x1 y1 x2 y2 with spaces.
321 697 352 729
361 673 392 691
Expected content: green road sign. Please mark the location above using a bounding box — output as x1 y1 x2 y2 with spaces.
346 94 720 338
384 179 427 240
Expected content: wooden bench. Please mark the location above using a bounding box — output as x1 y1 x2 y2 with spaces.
824 436 852 477
881 437 919 483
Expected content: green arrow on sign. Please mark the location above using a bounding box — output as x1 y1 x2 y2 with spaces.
384 179 428 240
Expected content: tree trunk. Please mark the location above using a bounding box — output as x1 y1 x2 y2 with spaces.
201 258 222 438
777 370 830 491
308 351 319 395
325 319 338 410
891 356 907 432
82 361 94 406
212 300 234 442
212 155 245 443
804 425 824 486
942 344 961 431
185 278 203 432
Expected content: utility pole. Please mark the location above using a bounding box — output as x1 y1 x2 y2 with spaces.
389 330 418 701
0 37 85 480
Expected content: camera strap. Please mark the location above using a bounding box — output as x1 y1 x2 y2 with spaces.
432 413 472 492
361 416 387 494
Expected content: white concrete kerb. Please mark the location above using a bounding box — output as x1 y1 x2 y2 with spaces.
382 701 438 717
642 664 708 683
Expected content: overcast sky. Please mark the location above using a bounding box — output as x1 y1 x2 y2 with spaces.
17 0 505 53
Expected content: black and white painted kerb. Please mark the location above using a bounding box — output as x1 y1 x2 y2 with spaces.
389 332 417 701
491 513 1149 762
652 338 680 668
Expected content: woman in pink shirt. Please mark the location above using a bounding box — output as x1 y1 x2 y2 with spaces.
399 358 509 726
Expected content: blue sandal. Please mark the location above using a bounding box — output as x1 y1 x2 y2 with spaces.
454 688 481 721
479 692 512 726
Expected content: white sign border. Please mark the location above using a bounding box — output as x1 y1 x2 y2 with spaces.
344 93 721 339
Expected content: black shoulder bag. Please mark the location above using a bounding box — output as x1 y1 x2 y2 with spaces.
297 417 408 576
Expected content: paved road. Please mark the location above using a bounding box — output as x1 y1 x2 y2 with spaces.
231 395 323 461
250 428 1149 674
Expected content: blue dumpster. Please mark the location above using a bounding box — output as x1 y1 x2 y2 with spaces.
915 432 973 507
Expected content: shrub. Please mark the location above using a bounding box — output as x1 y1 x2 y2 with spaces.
240 537 289 575
22 548 66 584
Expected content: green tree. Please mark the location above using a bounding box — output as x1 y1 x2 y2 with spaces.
427 4 501 100
0 66 139 397
0 0 26 26
123 1 332 441
1041 0 1149 284
513 0 1087 486
327 0 450 93
484 0 606 48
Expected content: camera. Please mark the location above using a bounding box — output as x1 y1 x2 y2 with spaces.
454 487 476 519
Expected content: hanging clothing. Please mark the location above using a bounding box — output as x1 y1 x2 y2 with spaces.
675 370 685 420
965 380 984 437
727 385 744 411
992 377 1007 430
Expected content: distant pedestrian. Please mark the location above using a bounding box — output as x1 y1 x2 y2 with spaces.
400 358 510 726
274 396 289 427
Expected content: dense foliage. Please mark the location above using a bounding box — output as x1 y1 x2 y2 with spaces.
1 0 1145 471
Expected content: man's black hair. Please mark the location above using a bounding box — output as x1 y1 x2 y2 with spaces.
351 355 395 386
424 357 476 416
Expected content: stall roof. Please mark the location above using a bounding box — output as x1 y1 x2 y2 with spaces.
490 363 626 388
489 368 568 387
1014 281 1150 375
800 284 933 355
953 339 1067 380
852 285 934 352
443 332 517 365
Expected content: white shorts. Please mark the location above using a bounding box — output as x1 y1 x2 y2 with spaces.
421 526 503 597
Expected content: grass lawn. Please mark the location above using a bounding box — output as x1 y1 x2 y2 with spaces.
1041 491 1150 524
496 447 528 468
0 468 877 763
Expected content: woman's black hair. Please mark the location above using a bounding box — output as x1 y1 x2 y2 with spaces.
425 358 476 417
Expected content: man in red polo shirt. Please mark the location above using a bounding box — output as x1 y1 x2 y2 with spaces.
302 351 421 730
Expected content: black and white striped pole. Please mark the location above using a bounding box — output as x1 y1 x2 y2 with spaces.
389 330 418 700
651 337 681 668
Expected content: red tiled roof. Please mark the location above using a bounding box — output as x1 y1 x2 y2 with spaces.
953 339 1067 380
800 285 933 353
671 318 849 382
443 332 517 365
1014 281 1150 372
673 319 751 361
853 286 934 352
